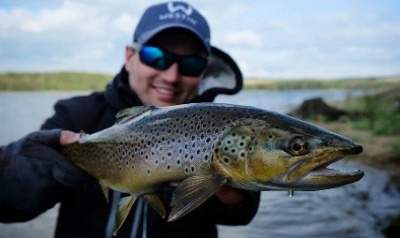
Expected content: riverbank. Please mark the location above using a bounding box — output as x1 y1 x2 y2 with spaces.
1 72 399 91
319 121 400 185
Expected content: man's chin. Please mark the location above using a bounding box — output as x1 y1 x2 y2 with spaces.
153 95 180 106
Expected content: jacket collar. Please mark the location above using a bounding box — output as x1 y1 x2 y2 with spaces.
104 66 143 111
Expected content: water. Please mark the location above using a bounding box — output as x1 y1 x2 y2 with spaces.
0 90 399 238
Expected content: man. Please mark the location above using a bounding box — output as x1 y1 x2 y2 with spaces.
0 1 260 237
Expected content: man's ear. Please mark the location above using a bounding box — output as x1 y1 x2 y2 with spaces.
125 46 135 70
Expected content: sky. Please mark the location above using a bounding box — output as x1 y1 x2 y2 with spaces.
1 0 399 79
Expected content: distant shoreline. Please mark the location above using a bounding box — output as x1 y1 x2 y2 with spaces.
0 72 399 91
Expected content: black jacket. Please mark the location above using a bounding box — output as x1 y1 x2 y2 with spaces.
39 65 260 238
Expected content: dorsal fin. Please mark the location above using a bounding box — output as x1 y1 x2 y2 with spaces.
115 106 155 124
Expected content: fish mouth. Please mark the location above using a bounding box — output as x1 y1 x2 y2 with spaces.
271 145 364 191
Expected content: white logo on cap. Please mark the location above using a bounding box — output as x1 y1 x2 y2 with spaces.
167 2 193 15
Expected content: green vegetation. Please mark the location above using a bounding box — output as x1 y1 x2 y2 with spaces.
0 72 111 91
244 76 400 90
343 87 400 136
0 72 399 91
338 86 400 159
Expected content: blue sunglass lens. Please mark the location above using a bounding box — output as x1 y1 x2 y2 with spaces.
139 46 171 70
139 46 207 77
179 56 208 77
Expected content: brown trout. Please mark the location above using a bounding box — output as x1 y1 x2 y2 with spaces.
62 103 363 232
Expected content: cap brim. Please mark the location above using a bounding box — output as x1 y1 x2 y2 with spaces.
135 23 210 53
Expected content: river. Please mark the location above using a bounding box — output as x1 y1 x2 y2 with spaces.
0 90 399 238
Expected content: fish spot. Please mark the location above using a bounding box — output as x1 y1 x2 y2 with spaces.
155 160 159 164
231 149 236 153
191 167 195 172
223 157 230 163
147 169 151 174
167 165 171 170
177 160 181 165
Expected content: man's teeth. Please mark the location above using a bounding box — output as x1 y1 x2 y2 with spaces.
155 86 175 95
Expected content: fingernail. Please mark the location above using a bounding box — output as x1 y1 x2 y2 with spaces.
60 131 80 145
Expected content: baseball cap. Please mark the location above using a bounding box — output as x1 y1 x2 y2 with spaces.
133 1 211 53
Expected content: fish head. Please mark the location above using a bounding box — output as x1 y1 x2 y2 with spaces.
216 114 364 191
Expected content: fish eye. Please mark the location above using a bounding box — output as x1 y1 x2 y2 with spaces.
287 137 308 156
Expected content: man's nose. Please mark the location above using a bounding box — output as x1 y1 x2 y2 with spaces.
162 62 179 83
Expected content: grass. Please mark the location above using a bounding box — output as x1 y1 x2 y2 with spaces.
0 72 399 91
341 88 400 136
0 72 111 91
244 76 400 90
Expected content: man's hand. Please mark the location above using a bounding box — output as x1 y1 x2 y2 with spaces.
60 130 81 145
0 129 94 222
215 186 244 205
1 129 92 187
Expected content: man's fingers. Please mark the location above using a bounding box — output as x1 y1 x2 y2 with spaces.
60 131 80 145
216 186 244 205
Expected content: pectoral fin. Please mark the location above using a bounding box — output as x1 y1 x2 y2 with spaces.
99 181 110 203
113 195 137 235
144 194 166 219
168 175 227 222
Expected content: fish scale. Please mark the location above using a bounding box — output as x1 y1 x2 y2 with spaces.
62 102 363 234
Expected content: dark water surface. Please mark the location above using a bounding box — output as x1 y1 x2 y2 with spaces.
0 90 399 238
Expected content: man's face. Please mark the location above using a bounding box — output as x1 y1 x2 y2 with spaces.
125 30 206 106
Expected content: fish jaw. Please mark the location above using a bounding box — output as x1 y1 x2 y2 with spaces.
269 144 364 191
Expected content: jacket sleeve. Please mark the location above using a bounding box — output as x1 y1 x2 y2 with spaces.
0 130 92 222
204 190 260 225
41 93 105 132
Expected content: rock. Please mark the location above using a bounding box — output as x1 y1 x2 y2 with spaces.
290 97 349 121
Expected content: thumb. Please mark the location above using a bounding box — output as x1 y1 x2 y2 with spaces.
60 131 80 145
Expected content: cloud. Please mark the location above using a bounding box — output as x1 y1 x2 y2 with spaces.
0 0 399 78
223 31 263 48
